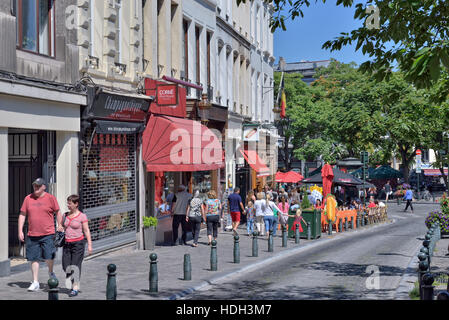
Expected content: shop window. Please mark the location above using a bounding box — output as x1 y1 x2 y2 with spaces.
16 0 55 57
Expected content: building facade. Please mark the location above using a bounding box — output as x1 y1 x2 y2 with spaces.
0 0 85 276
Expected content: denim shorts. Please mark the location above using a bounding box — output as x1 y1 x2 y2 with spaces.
26 234 56 262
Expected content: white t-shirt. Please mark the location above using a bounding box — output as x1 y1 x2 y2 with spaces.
254 200 266 217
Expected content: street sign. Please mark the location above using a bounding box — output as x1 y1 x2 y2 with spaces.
416 149 421 156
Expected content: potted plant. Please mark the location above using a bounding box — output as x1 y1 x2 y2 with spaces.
425 193 449 236
143 216 158 250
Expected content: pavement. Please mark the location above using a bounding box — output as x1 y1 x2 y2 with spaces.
1 205 447 300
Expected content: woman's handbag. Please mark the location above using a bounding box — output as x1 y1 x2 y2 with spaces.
54 214 67 247
54 231 65 247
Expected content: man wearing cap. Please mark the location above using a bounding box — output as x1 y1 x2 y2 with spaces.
18 178 64 292
171 185 192 245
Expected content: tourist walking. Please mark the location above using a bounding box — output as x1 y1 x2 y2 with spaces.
204 190 222 245
384 180 392 202
403 186 414 213
264 194 281 239
62 194 92 297
171 185 192 246
18 178 63 292
228 187 245 235
254 192 266 236
277 195 290 229
245 201 256 235
186 190 204 247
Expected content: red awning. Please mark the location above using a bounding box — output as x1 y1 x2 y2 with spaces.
240 148 271 177
142 115 224 172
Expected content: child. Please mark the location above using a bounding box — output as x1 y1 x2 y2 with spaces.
289 208 307 233
245 201 256 236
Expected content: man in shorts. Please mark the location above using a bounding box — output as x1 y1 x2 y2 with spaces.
18 178 63 292
228 187 245 235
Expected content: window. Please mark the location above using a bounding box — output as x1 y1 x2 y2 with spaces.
206 32 211 86
182 19 189 80
195 26 201 85
16 0 55 56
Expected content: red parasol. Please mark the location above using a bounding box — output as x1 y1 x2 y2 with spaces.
275 171 304 183
321 163 334 207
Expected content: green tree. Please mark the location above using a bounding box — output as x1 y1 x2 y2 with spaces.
237 0 449 91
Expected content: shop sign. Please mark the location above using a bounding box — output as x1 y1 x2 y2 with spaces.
243 126 259 142
156 84 178 106
86 87 150 122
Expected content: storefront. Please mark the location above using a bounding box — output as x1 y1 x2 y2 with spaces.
0 79 84 276
142 78 224 245
79 86 152 252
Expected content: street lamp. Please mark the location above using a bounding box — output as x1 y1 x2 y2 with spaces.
198 93 211 125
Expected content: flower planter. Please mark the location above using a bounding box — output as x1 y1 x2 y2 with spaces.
143 226 156 250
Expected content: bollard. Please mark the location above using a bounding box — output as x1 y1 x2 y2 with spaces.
350 216 354 229
356 213 361 228
282 226 287 247
328 221 333 235
268 230 274 252
48 278 59 301
106 264 117 300
421 273 435 300
233 235 240 264
252 231 259 257
295 223 300 244
149 253 158 293
210 240 218 271
307 222 311 240
339 218 343 233
418 254 429 299
183 254 191 281
437 291 449 300
344 217 348 231
423 240 431 264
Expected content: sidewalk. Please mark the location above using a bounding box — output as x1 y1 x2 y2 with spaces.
0 218 398 300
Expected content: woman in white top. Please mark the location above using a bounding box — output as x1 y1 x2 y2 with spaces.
264 194 282 238
253 192 267 236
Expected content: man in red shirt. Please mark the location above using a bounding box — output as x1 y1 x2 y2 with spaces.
18 178 63 292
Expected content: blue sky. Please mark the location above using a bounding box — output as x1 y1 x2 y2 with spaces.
273 1 371 66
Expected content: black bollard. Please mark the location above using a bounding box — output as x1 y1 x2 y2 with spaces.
344 217 348 231
418 254 429 299
295 224 300 244
106 264 117 300
183 254 191 281
233 235 240 264
252 231 259 257
361 212 365 226
339 218 343 233
282 226 287 247
48 278 59 301
268 230 274 252
357 213 361 228
437 291 449 300
350 216 354 229
423 240 431 264
328 220 333 235
210 240 218 271
421 273 435 300
149 253 158 293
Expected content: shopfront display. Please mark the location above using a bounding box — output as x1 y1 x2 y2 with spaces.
80 86 151 252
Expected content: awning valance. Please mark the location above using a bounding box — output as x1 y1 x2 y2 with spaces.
142 115 224 172
240 148 271 177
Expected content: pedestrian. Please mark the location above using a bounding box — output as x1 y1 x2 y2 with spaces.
62 194 92 297
254 192 266 236
403 186 414 213
17 178 63 292
246 190 256 205
368 187 377 200
288 208 307 234
171 185 192 246
264 194 281 239
384 180 392 202
204 190 222 245
315 199 322 209
185 190 204 247
228 187 245 235
245 200 256 236
278 195 290 231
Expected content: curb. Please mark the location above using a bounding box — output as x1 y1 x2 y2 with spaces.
393 241 422 300
166 219 394 300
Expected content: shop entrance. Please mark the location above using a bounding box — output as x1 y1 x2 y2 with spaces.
7 130 56 258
